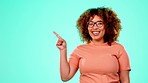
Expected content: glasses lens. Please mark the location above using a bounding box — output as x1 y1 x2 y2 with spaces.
88 21 103 28
88 21 94 28
96 22 103 28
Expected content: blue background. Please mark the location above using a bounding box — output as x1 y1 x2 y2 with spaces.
0 0 148 83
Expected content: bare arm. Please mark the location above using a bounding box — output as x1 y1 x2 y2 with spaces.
119 70 130 83
53 32 78 81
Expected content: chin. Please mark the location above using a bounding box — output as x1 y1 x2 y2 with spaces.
91 36 103 41
92 36 99 39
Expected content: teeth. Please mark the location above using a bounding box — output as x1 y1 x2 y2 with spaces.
93 32 99 34
92 31 99 35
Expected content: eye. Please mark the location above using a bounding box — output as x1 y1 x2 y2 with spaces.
88 22 94 25
97 22 103 25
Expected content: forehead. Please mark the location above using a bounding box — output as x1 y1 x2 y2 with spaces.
89 15 103 22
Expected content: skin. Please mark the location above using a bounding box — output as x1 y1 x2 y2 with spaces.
88 15 105 44
53 32 77 81
53 15 130 83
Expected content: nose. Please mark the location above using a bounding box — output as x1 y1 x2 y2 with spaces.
93 24 98 30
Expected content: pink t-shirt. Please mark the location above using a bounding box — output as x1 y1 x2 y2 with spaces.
69 42 131 83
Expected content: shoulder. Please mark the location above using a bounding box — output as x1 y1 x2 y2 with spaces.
112 42 124 47
111 42 128 57
71 43 89 56
111 42 125 50
72 43 89 52
76 43 90 49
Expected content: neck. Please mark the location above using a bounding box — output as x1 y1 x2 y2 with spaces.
91 39 105 44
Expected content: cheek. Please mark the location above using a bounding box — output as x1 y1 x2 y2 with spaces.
101 29 105 35
88 29 92 34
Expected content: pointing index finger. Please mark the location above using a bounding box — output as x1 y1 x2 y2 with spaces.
53 31 62 39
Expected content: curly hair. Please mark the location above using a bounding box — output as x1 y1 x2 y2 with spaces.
76 7 121 46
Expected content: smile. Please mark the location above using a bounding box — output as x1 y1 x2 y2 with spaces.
92 31 100 36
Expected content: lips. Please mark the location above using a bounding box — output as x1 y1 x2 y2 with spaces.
92 31 100 36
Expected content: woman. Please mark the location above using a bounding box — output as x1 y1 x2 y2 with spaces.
54 7 131 83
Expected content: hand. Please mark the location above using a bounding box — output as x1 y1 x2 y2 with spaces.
53 31 67 50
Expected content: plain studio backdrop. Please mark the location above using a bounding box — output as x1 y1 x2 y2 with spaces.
0 0 148 83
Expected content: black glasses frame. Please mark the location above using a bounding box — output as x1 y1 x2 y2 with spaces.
87 21 104 28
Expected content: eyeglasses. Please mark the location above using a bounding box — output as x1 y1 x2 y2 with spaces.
87 21 104 28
